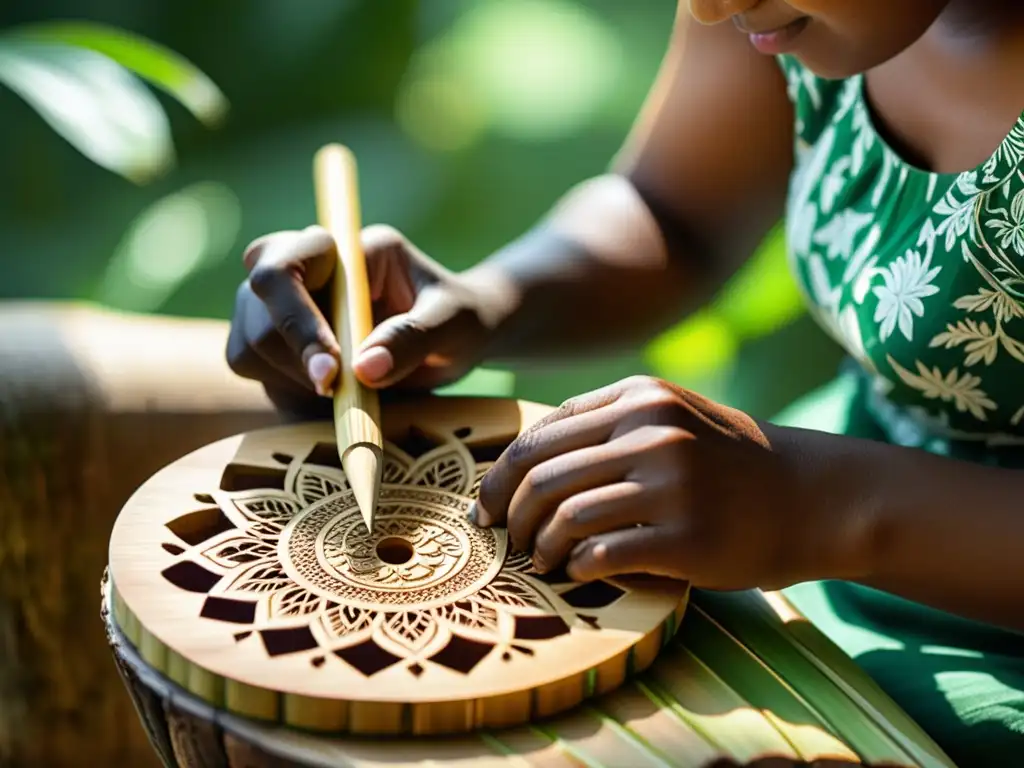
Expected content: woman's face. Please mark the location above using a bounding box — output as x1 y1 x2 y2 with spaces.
687 0 950 78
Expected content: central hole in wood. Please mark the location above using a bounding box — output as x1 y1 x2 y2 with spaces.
376 537 414 565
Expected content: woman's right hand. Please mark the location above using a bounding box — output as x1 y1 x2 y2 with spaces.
226 225 494 411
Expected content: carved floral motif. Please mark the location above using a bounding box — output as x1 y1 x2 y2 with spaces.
159 436 627 678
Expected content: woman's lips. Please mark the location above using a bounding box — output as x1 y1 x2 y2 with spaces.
744 16 810 55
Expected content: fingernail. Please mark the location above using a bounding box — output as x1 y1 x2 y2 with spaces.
472 500 493 527
568 541 602 583
466 502 478 525
532 554 548 573
354 346 393 383
307 353 338 395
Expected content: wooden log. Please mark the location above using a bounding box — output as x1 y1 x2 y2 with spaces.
0 301 280 767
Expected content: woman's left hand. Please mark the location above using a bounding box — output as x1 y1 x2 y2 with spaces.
473 376 848 590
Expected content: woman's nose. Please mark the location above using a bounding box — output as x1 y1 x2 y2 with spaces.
687 0 763 25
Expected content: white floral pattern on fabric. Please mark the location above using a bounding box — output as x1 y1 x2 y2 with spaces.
779 56 1024 448
872 248 941 343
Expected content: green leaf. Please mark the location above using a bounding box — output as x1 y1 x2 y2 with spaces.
4 21 227 127
0 39 174 182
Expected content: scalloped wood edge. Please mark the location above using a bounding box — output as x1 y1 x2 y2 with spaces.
109 575 689 736
104 575 955 766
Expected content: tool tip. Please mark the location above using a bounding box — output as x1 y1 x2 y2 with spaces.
343 445 381 533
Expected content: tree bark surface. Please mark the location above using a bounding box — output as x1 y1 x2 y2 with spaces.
0 302 280 767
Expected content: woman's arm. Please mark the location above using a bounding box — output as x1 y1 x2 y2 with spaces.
225 5 797 400
464 4 795 361
766 423 1024 634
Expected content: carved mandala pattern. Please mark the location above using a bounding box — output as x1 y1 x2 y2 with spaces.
157 434 630 679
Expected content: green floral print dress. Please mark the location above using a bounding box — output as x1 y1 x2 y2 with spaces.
771 54 1024 765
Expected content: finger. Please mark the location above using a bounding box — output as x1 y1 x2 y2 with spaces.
226 282 317 393
514 381 634 438
503 441 637 554
227 321 324 405
227 322 311 397
475 403 626 528
243 226 337 289
531 481 648 574
241 281 319 389
362 224 418 307
567 526 680 582
227 281 267 380
349 229 430 387
246 229 341 393
352 285 461 388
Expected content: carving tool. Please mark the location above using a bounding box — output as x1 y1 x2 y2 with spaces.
313 143 383 532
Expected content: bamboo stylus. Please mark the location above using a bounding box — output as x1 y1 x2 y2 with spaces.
314 144 383 533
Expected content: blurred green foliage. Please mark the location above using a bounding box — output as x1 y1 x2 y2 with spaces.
0 20 227 181
0 0 841 415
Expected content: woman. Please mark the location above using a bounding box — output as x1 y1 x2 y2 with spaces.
226 1 1024 761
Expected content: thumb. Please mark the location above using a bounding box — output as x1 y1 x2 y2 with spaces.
353 285 460 388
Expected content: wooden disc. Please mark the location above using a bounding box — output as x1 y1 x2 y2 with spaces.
108 396 689 735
